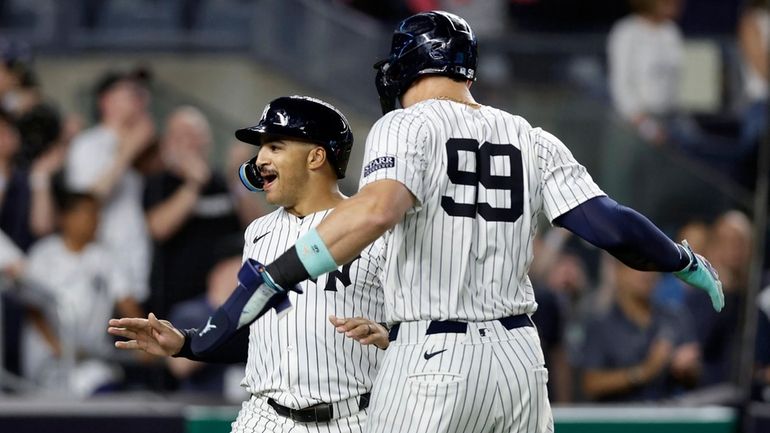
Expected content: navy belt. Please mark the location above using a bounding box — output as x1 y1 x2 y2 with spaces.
388 314 533 342
267 393 370 423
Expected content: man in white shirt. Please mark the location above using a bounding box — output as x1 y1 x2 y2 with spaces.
65 71 154 307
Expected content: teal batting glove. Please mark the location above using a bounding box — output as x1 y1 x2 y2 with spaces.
674 240 725 312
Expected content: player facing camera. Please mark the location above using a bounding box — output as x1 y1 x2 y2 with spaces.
236 96 353 208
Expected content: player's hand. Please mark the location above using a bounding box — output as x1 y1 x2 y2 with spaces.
674 240 725 312
329 316 389 350
108 312 185 357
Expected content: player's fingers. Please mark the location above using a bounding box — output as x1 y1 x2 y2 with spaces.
115 340 141 350
337 317 368 332
148 312 167 333
112 317 149 329
328 315 346 327
108 327 137 340
345 324 371 339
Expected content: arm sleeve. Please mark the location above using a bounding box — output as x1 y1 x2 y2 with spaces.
358 111 429 210
535 128 606 221
174 326 249 364
554 195 689 272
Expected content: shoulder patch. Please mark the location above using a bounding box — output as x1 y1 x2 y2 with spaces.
363 156 396 177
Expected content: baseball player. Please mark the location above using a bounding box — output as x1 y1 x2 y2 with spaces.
108 96 390 433
227 11 725 433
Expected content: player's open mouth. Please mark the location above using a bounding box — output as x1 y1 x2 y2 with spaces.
261 172 278 190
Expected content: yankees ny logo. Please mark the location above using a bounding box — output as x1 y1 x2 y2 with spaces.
199 317 217 337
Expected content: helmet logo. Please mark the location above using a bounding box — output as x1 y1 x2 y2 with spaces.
275 110 289 126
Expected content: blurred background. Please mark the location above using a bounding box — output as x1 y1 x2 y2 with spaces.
0 0 768 432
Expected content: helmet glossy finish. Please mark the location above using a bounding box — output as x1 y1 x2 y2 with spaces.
374 11 478 113
235 96 354 190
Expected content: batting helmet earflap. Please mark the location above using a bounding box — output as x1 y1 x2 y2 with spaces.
235 96 354 191
374 11 478 114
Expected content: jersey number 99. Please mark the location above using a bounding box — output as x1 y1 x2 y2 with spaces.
440 138 523 223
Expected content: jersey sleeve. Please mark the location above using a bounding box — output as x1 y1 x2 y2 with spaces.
534 128 605 222
358 110 429 207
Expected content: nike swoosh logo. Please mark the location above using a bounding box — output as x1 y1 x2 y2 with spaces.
423 349 447 360
253 232 270 244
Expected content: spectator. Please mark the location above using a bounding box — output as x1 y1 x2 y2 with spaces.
738 0 769 152
608 0 685 145
684 210 751 385
608 0 740 173
65 69 154 312
581 260 700 402
0 39 64 170
532 249 589 402
143 106 240 316
21 186 140 396
166 236 245 395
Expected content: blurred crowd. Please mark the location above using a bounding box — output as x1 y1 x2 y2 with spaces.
0 0 767 406
0 57 264 398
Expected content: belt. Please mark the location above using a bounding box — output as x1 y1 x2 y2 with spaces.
267 393 370 423
388 314 534 341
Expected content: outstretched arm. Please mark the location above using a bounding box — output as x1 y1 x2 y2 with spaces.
108 312 250 363
555 196 724 311
554 196 688 272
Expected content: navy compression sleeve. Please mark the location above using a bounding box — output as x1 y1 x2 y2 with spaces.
173 325 249 363
554 196 689 272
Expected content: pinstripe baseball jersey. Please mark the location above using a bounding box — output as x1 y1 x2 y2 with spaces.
359 99 605 322
239 207 386 410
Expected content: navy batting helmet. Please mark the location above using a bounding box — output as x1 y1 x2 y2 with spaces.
374 11 478 114
235 95 354 191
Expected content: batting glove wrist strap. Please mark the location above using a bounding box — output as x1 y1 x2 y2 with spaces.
673 240 725 312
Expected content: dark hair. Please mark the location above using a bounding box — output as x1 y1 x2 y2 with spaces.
16 103 61 166
94 67 152 99
629 0 658 13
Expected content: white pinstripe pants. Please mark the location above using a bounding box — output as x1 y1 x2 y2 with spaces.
365 320 554 433
231 395 368 433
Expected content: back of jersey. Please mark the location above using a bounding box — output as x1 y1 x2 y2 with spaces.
359 99 604 322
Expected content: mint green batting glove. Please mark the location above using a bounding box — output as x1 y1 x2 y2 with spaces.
674 240 725 312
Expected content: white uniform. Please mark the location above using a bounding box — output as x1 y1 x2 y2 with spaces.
231 207 386 433
22 235 131 395
359 99 605 433
66 126 151 301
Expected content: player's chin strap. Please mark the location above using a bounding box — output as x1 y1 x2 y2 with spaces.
189 259 302 357
239 156 264 192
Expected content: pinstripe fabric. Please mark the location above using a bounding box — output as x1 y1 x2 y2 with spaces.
359 99 597 432
231 207 385 433
359 99 605 323
366 321 554 433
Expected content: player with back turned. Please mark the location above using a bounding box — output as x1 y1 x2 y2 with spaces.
116 11 724 433
108 96 390 433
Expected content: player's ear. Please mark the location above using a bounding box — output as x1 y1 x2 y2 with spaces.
307 146 327 171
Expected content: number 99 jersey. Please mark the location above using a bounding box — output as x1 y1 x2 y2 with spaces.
359 99 605 322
